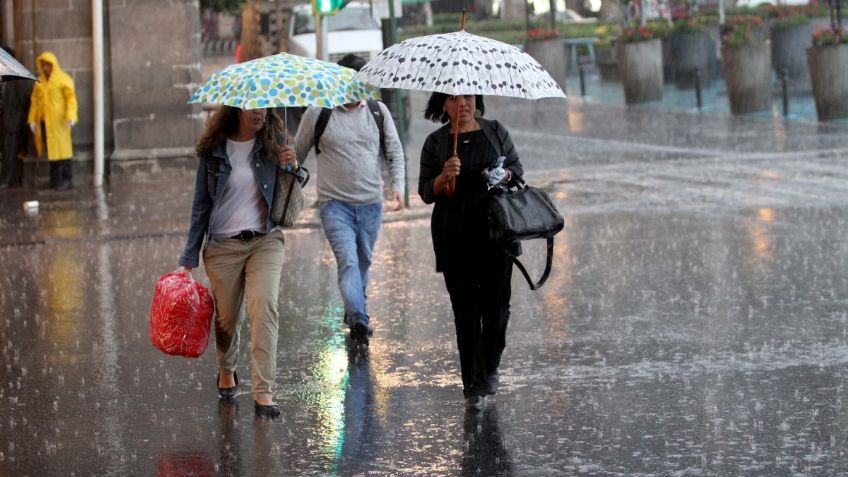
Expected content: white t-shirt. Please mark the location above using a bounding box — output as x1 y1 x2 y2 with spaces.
210 138 267 238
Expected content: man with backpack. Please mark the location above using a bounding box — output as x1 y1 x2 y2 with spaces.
281 54 405 341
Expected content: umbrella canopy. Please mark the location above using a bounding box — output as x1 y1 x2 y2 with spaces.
0 47 36 81
188 52 377 109
354 30 565 99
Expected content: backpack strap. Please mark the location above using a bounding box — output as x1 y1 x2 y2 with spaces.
365 100 388 161
313 107 333 154
313 101 387 160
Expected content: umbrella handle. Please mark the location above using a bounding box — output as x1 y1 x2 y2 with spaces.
445 100 461 197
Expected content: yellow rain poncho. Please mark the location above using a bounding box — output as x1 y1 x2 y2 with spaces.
27 52 78 161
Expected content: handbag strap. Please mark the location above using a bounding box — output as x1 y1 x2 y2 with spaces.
284 165 310 187
506 236 554 291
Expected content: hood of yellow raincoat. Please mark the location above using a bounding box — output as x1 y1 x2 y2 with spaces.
35 51 63 79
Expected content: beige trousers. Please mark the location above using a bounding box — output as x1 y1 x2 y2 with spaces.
203 230 284 401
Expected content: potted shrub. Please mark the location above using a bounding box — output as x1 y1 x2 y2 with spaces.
806 26 848 120
524 28 565 77
617 24 664 103
670 17 715 89
768 5 813 84
721 15 772 114
523 27 567 91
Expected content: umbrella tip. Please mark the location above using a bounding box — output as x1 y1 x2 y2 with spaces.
460 9 467 30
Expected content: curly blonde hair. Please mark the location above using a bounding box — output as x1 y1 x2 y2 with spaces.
195 106 283 162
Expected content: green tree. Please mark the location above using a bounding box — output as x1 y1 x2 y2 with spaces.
201 0 245 14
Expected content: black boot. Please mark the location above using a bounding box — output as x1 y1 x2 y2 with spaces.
57 160 73 190
49 161 61 189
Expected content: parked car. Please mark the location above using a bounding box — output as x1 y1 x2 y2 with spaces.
287 1 383 63
733 0 808 7
531 9 598 24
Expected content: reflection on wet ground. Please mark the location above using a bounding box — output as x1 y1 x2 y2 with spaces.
1 96 848 475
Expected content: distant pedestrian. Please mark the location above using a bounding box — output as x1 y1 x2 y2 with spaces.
27 51 77 190
0 46 32 189
418 93 524 412
177 105 299 418
281 54 405 341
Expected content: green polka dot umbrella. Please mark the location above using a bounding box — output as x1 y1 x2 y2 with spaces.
188 52 378 109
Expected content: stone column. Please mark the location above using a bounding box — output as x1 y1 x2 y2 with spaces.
106 0 203 182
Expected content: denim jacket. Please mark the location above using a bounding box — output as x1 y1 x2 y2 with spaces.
178 140 280 269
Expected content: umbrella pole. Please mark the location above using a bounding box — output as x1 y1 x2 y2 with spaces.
446 8 468 197
446 6 467 198
282 108 289 145
445 99 460 197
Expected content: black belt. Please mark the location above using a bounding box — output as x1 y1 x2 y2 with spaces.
230 229 266 241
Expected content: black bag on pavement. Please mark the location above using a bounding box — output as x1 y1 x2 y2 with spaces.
488 177 564 290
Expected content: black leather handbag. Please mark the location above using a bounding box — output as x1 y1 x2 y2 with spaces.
488 177 564 290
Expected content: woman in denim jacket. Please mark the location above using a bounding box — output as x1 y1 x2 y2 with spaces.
177 106 299 418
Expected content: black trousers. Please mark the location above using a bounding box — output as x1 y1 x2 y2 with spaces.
0 131 23 186
442 244 513 398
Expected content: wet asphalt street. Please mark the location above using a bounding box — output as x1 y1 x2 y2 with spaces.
2 93 848 476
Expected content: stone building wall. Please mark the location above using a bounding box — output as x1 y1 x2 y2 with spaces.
10 0 203 184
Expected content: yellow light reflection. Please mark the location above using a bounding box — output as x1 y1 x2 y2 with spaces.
757 208 775 222
542 220 573 342
38 209 85 361
757 171 781 182
567 109 584 132
748 209 774 267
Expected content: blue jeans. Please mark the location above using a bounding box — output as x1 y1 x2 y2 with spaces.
319 200 382 325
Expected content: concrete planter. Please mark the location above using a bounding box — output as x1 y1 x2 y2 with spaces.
524 38 567 92
670 31 713 89
721 42 773 115
806 44 848 121
770 22 813 84
618 39 663 104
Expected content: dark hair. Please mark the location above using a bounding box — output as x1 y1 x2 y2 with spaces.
337 54 367 72
424 92 485 124
1 45 15 58
196 106 283 163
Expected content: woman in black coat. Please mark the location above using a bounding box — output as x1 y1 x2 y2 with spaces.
418 93 524 412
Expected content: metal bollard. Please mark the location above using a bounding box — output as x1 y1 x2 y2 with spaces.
781 68 789 117
694 68 703 110
579 61 586 97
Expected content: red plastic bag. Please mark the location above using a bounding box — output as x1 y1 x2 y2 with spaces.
149 271 214 358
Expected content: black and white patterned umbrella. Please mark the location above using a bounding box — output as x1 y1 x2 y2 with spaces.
355 30 565 100
0 47 35 81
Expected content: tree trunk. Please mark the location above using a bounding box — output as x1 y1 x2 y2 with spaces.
549 0 557 30
239 0 262 62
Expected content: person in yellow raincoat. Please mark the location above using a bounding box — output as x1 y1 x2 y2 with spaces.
27 51 78 190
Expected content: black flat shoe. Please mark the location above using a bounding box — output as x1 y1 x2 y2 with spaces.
254 401 281 418
217 370 238 400
464 395 485 413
